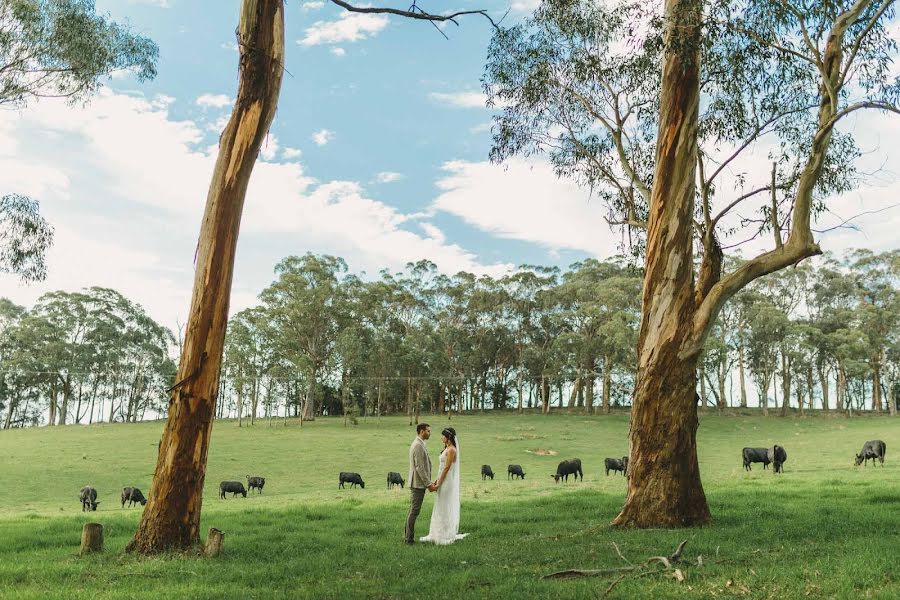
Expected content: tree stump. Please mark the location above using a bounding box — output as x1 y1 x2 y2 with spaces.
205 527 224 557
80 523 103 554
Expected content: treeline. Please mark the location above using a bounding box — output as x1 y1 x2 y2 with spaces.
0 288 175 428
1 249 897 428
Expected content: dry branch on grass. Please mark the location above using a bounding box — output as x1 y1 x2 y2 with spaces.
543 540 704 596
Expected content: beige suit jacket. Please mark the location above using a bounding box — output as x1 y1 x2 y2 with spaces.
408 437 432 489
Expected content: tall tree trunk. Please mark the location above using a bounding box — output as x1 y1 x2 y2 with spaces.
567 370 580 413
738 341 748 408
47 381 57 427
541 376 550 414
780 353 791 417
58 375 71 426
126 0 284 554
805 365 815 413
716 361 727 412
303 366 316 422
251 374 259 425
818 365 830 412
872 360 882 414
888 377 896 417
602 355 611 414
236 380 244 427
612 0 709 528
517 366 524 414
699 364 707 409
585 371 595 415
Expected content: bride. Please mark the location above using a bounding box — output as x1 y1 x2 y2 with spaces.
420 427 469 545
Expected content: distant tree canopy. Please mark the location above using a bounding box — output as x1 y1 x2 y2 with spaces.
4 249 897 428
0 0 159 282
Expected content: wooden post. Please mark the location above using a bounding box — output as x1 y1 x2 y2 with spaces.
80 523 103 554
205 527 225 557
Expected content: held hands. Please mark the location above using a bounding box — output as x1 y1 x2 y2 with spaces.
427 480 440 492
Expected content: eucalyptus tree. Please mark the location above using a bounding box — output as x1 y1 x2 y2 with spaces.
130 0 502 553
0 0 158 281
224 307 271 425
259 254 348 422
557 259 641 414
485 0 899 526
500 267 557 413
846 249 899 414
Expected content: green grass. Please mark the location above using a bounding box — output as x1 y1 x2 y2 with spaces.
1 412 899 599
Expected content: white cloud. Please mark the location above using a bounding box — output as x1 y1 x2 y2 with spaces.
220 41 239 52
375 171 404 184
419 222 446 244
510 0 541 12
311 129 334 146
302 1 325 10
432 159 621 257
331 47 347 57
0 88 511 327
299 12 389 46
428 91 488 109
260 134 279 161
282 147 303 160
470 121 493 134
196 93 232 109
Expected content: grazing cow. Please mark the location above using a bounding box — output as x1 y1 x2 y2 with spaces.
768 445 787 473
855 440 886 467
604 457 627 476
481 465 495 481
387 472 405 489
246 475 266 494
507 464 526 480
79 486 99 511
120 487 147 508
742 447 771 471
339 472 365 489
219 481 247 499
552 458 583 483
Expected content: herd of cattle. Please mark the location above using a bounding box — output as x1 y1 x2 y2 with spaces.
76 439 887 510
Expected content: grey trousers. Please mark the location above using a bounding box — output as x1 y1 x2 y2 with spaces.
405 487 426 543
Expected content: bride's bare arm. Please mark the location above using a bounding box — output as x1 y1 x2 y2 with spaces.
435 447 457 488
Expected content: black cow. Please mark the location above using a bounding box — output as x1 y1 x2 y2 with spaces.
552 458 583 483
508 464 526 480
79 486 99 511
855 440 886 467
219 481 247 498
387 472 405 489
742 447 771 471
481 465 495 481
121 486 147 508
604 457 627 476
768 445 787 473
246 475 266 493
339 472 365 489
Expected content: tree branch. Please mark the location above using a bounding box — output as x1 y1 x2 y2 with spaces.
327 0 502 29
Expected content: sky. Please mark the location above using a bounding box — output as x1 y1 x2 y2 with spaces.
0 0 898 333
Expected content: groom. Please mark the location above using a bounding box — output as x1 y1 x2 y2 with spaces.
405 422 436 544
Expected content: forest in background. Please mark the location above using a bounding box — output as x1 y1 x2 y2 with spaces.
1 248 896 428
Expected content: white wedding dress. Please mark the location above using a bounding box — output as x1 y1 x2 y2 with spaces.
420 443 469 545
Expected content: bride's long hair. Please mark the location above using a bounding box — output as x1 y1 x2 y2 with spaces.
441 427 457 448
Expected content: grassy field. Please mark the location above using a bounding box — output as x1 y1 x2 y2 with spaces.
1 411 898 599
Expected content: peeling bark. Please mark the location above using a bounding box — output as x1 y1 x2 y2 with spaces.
613 0 709 528
126 0 284 554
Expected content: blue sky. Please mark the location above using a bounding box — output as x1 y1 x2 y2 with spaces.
0 0 898 330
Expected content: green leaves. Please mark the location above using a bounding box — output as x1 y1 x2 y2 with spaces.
0 194 54 283
0 0 158 107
